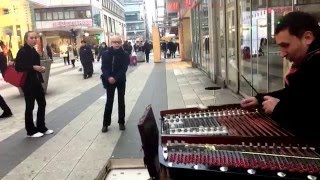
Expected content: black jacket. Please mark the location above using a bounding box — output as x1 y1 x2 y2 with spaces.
15 44 44 87
79 45 94 63
101 47 129 87
256 39 320 139
0 52 7 74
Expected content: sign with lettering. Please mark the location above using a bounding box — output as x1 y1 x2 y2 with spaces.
167 0 179 12
52 19 93 28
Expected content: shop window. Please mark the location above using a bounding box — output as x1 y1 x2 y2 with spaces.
64 11 70 19
70 11 75 19
86 10 92 18
53 12 58 20
41 12 47 20
47 12 52 20
58 12 63 20
78 11 86 18
35 12 41 21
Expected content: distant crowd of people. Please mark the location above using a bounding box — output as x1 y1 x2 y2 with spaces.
161 40 179 59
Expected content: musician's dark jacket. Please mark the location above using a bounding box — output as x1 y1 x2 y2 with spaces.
15 44 44 89
256 39 320 139
100 47 129 88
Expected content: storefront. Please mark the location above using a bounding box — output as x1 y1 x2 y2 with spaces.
189 0 320 96
0 0 33 60
34 6 104 56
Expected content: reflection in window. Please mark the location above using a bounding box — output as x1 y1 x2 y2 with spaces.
53 12 58 20
58 12 63 19
64 12 70 19
41 12 46 20
201 0 210 72
86 10 92 18
35 13 41 21
47 12 52 20
239 0 253 95
70 11 75 19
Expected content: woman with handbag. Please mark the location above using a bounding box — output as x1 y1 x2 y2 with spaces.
0 46 13 118
15 31 53 138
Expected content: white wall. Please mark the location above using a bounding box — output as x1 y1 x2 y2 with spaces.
30 0 91 6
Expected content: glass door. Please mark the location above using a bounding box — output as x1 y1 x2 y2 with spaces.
226 0 238 92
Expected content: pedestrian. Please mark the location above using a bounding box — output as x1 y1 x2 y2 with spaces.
100 35 129 132
46 44 53 61
68 45 76 68
79 40 94 79
97 42 108 62
144 41 151 63
0 46 13 118
15 31 53 138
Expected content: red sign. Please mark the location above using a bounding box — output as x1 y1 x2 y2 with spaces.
259 6 299 13
167 2 179 11
53 19 92 28
184 0 195 8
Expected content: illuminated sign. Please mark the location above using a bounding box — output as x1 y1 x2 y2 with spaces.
167 1 179 12
53 19 92 28
184 0 195 8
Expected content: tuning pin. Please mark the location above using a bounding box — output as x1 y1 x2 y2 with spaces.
307 175 317 180
219 166 228 172
247 169 256 175
277 172 286 178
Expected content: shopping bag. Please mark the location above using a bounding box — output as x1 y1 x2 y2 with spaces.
3 65 27 87
130 52 137 66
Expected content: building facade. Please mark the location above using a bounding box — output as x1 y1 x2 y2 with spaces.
32 0 125 55
124 0 150 41
0 0 33 60
176 0 320 97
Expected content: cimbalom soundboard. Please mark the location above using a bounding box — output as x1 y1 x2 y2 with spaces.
158 104 320 180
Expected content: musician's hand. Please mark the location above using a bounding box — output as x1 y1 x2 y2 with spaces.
108 77 116 84
262 96 280 114
240 96 258 109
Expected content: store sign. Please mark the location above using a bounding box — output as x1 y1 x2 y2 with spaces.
53 19 92 28
259 6 299 13
167 0 179 12
184 0 195 9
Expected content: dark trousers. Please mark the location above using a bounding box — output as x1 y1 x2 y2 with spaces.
0 94 11 112
81 61 93 78
63 57 70 65
103 82 126 126
48 53 53 60
22 85 47 135
170 51 175 58
71 59 75 67
145 52 150 63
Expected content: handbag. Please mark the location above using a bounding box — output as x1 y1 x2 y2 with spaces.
3 65 27 87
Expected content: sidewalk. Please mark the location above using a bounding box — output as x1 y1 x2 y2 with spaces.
0 56 241 180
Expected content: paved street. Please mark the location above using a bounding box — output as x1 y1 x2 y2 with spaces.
0 56 241 180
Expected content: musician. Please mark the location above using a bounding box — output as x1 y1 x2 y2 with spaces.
241 12 320 139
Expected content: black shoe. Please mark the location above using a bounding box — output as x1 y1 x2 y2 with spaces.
119 124 125 130
102 126 108 133
87 74 92 78
0 111 12 118
84 75 87 79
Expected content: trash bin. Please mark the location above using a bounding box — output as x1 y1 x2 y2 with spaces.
18 59 52 95
40 59 52 93
136 51 145 62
